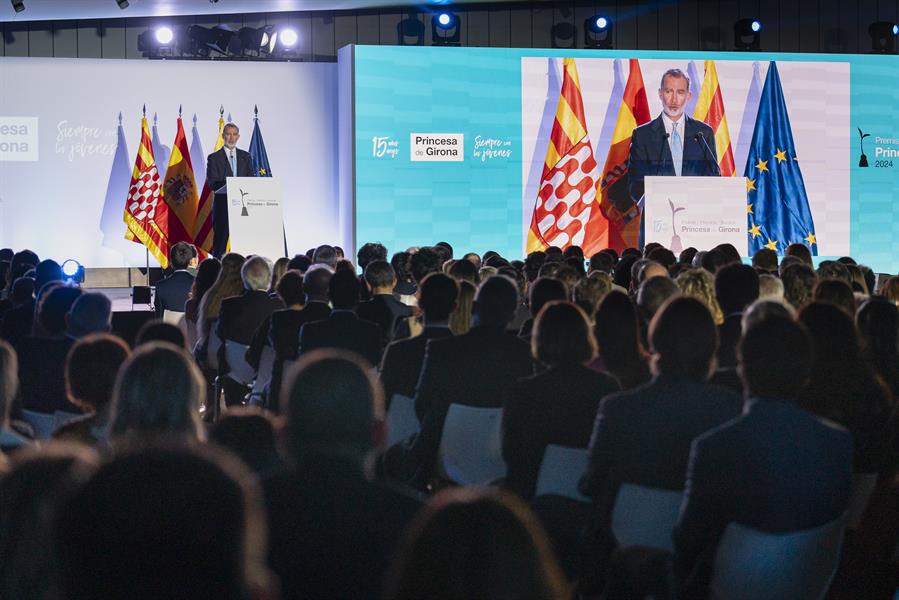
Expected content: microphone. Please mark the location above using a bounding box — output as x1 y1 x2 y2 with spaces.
657 132 670 170
694 132 721 176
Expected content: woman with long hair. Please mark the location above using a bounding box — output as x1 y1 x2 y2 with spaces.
184 257 221 349
195 253 244 364
592 291 652 391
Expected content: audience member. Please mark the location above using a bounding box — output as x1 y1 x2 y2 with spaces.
714 263 759 369
592 291 651 390
196 252 245 363
573 271 613 316
391 251 416 302
817 260 852 284
357 242 388 272
712 243 741 266
757 273 784 299
588 251 614 275
286 253 312 273
519 277 567 341
845 263 869 294
676 268 723 325
269 257 290 294
33 259 64 293
812 277 857 316
678 247 698 266
448 280 475 336
785 242 813 265
699 248 727 273
210 407 282 476
646 247 676 271
183 257 221 348
462 252 481 268
154 242 195 317
0 340 31 452
357 260 412 345
740 298 796 332
613 255 638 290
65 292 112 338
312 244 338 269
856 297 899 399
136 319 187 349
448 257 479 285
246 268 304 370
781 262 817 309
409 247 442 288
636 274 679 324
0 276 36 346
751 247 778 274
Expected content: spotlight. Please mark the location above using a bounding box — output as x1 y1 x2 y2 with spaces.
116 0 129 8
238 25 275 56
155 26 173 44
11 0 24 13
868 22 898 54
734 18 761 51
431 12 460 46
61 260 85 284
279 28 298 47
184 24 236 57
138 26 176 57
584 15 613 49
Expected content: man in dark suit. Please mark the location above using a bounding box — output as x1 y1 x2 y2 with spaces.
299 270 382 368
674 316 853 597
153 242 195 317
620 68 719 224
356 260 412 346
0 277 35 347
216 256 283 405
264 350 421 600
379 272 457 407
205 122 255 258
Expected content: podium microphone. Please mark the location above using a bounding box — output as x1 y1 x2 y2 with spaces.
657 132 670 169
694 133 721 176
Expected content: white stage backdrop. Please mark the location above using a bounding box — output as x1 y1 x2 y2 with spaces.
0 57 340 267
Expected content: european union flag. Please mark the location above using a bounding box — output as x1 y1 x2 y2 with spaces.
745 62 817 256
249 109 271 177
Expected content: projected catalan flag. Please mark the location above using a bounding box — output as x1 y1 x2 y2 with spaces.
693 59 736 177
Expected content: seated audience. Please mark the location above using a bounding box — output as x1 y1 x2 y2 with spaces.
65 292 112 338
54 334 130 446
448 257 479 285
503 301 618 500
154 241 195 317
635 275 679 343
518 277 567 341
264 350 421 600
269 256 290 294
357 242 388 302
591 291 651 390
383 488 568 600
676 268 723 325
817 259 852 284
740 298 796 332
673 316 853 597
856 297 899 399
312 244 339 269
210 407 282 476
183 256 221 349
195 252 245 365
391 251 417 302
751 247 778 274
135 320 187 349
0 276 36 346
356 260 412 345
757 273 784 299
0 340 31 453
573 271 613 316
246 269 304 370
781 262 817 309
713 263 759 369
448 279 475 336
812 277 857 316
785 241 813 265
879 275 899 304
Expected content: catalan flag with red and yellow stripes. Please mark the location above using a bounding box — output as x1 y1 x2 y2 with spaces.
124 114 169 268
193 111 225 257
597 59 652 252
527 58 605 254
693 60 736 176
162 114 199 248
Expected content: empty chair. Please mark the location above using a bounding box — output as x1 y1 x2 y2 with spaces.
53 411 81 430
223 341 255 386
534 444 590 502
437 405 504 485
247 345 276 407
610 483 684 551
846 472 879 530
22 409 57 440
163 309 185 326
710 516 846 600
386 394 419 448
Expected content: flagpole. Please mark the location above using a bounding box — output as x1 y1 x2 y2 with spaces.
146 247 150 286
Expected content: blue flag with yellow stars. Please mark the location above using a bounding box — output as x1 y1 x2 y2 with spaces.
248 110 271 177
745 61 817 256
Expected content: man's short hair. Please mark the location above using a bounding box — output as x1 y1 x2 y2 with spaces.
714 263 760 314
474 275 519 327
418 273 459 322
287 254 312 273
302 265 333 302
588 252 615 274
528 277 568 318
135 320 186 349
524 252 547 282
39 285 83 335
169 242 195 271
312 245 338 269
240 256 272 292
66 333 130 412
533 301 596 367
785 242 813 265
812 278 856 316
739 316 812 400
409 247 442 284
67 292 112 337
364 260 396 290
661 68 691 91
11 276 34 305
328 269 361 310
435 241 454 259
574 272 612 314
275 270 304 306
222 122 239 133
751 248 778 273
637 276 679 319
650 296 717 380
816 260 851 284
741 298 796 332
448 258 479 284
781 263 817 309
758 273 784 299
646 247 676 270
357 242 388 269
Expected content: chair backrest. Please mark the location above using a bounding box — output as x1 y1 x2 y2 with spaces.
200 322 222 371
53 411 81 430
247 346 276 407
163 309 186 327
21 409 57 440
846 472 878 530
386 394 419 448
224 340 255 385
610 483 684 551
710 515 846 600
534 444 590 501
437 404 505 485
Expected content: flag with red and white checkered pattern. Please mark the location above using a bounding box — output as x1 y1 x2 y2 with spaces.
124 113 169 268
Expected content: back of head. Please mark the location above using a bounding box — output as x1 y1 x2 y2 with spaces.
613 255 638 289
713 243 742 266
714 263 760 314
328 269 361 310
275 270 304 307
642 242 662 257
34 259 63 290
56 445 262 600
66 292 112 338
649 296 717 381
38 285 83 336
739 316 812 400
525 252 547 282
678 247 698 265
449 258 479 285
758 273 784 299
573 272 612 314
364 260 396 291
11 276 35 305
816 260 851 284
356 242 387 270
798 301 861 366
741 298 796 332
391 251 412 284
700 248 727 273
781 263 817 309
434 241 454 262
410 247 442 284
533 301 596 367
334 259 356 274
857 297 898 358
594 291 643 369
169 242 194 271
812 278 856 316
384 488 567 600
751 248 778 273
287 254 312 273
282 350 382 460
191 257 221 301
474 275 518 327
302 264 333 302
676 268 723 324
210 408 281 474
110 342 204 442
786 242 813 265
419 273 459 322
66 333 130 414
637 275 679 320
135 320 186 349
529 277 568 318
588 251 614 275
241 256 273 292
312 244 338 269
646 247 676 270
0 340 17 424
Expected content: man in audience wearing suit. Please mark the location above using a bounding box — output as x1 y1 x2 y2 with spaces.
673 316 852 597
298 270 382 368
154 242 196 318
264 350 421 600
205 122 255 258
714 263 760 370
216 256 283 405
379 272 458 407
356 260 412 346
579 297 742 587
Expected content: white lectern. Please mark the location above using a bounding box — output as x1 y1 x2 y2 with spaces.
644 176 748 256
225 177 286 260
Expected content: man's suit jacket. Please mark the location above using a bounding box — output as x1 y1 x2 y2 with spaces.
298 310 382 368
205 146 255 192
153 270 194 317
580 376 743 526
673 398 853 595
625 114 718 211
0 300 35 347
16 335 80 414
216 290 284 346
356 294 413 346
502 363 619 500
379 326 452 406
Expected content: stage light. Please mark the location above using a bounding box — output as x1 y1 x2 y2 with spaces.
431 12 460 46
584 15 613 49
11 0 25 13
61 260 85 284
138 26 176 57
116 0 129 8
155 26 173 44
184 24 237 57
238 25 275 56
869 22 898 54
734 18 761 51
279 28 298 47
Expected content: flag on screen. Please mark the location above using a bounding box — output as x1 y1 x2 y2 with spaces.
124 110 169 268
162 112 200 247
527 58 604 254
194 108 225 257
693 60 736 177
745 61 817 256
597 59 652 252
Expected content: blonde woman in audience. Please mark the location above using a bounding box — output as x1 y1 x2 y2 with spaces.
448 280 476 336
195 252 245 365
573 271 613 316
675 268 724 325
757 273 785 300
269 256 290 294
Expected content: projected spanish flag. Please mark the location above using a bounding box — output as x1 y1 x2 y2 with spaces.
693 60 736 177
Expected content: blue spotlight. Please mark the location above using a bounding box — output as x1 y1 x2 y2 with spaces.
431 12 460 46
751 20 761 32
893 24 898 35
61 259 85 284
435 12 458 30
596 17 608 30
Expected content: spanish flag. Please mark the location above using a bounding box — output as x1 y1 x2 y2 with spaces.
124 112 169 268
162 113 199 247
193 109 225 258
527 58 604 254
597 59 652 252
693 60 736 176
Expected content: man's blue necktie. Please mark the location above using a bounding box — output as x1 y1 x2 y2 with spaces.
671 122 683 177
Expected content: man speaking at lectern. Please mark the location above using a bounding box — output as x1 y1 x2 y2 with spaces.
625 68 719 223
206 122 255 258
